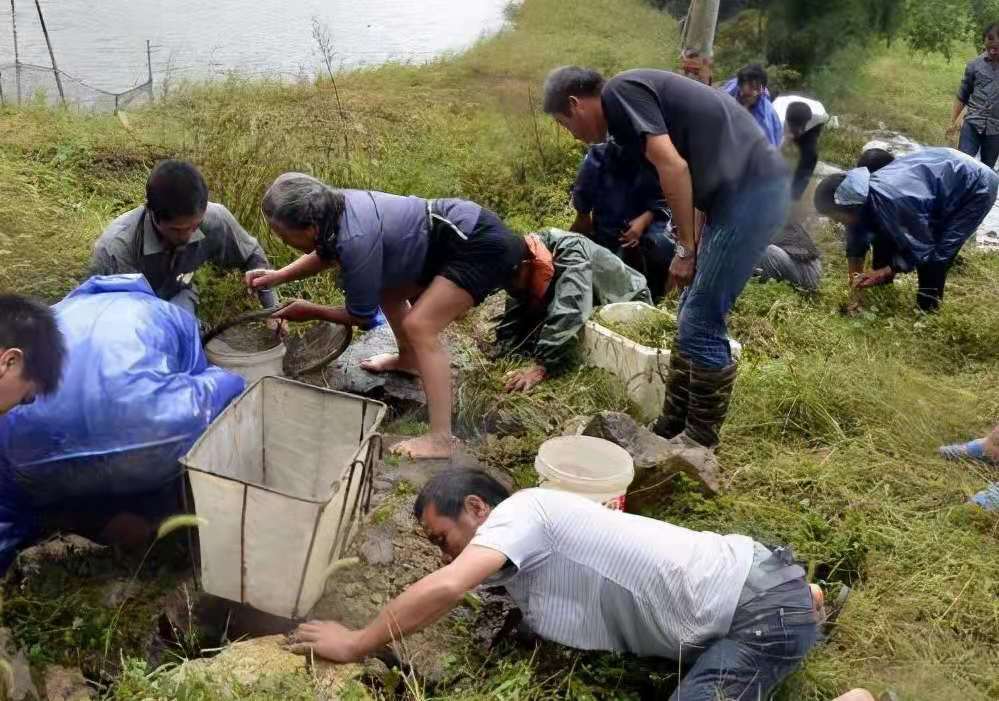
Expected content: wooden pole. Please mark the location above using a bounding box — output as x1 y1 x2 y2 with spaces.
0 70 5 106
146 38 154 102
10 0 21 104
33 0 64 106
679 0 720 85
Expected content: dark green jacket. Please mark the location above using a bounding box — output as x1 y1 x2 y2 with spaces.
494 229 651 374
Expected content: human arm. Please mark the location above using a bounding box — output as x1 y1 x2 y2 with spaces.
570 211 594 235
246 252 333 291
949 62 975 136
644 134 695 288
531 242 593 375
289 545 507 662
269 299 370 327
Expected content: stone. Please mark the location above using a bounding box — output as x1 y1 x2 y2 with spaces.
581 412 721 502
359 528 395 566
0 628 38 701
101 579 141 609
42 666 94 701
13 535 106 581
326 324 427 407
561 415 592 436
174 634 369 698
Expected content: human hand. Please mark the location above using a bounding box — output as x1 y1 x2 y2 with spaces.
271 299 326 323
853 266 894 289
503 365 547 392
245 268 278 292
945 122 960 139
265 317 289 338
667 254 695 291
286 620 364 663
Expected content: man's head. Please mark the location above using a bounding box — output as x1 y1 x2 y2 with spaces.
146 160 210 248
0 295 66 414
813 173 863 226
735 63 768 108
542 66 607 144
785 101 813 139
413 469 511 562
984 22 999 60
261 173 346 254
856 148 895 173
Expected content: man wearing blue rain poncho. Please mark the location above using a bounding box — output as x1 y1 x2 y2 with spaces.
814 147 999 312
0 275 245 572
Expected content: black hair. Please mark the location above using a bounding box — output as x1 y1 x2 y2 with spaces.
413 469 511 521
736 63 768 87
145 160 209 223
856 148 895 173
542 66 606 115
813 173 865 218
785 101 813 130
0 295 66 396
983 22 999 41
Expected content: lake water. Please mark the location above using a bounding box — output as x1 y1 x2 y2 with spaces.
0 0 511 94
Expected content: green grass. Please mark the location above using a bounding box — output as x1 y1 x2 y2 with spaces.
2 1 999 700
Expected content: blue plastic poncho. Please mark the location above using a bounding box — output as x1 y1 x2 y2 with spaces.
845 148 999 271
722 79 783 147
0 275 245 572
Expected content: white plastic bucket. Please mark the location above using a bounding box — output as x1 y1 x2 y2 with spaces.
534 435 635 510
206 336 286 385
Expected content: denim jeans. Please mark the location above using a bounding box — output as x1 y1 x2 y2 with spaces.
678 177 791 368
669 580 820 701
958 121 999 169
757 245 822 292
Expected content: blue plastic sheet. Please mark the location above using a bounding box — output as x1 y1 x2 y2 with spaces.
0 275 245 572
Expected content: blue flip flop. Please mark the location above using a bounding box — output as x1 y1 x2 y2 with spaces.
938 438 997 464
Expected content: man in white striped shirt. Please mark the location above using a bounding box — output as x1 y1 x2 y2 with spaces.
289 469 820 700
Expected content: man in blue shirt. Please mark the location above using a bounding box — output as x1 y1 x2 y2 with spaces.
570 140 675 300
723 64 783 147
814 147 999 311
948 23 999 167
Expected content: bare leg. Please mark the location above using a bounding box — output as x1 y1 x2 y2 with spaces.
985 423 999 461
360 284 423 375
391 277 474 459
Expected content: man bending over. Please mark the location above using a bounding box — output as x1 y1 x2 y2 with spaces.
288 468 820 701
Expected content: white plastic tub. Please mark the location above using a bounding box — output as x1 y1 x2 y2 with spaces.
581 302 742 422
535 435 635 510
205 336 286 385
181 377 385 619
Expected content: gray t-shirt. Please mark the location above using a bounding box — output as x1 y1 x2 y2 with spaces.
601 69 788 213
470 489 755 659
88 202 275 308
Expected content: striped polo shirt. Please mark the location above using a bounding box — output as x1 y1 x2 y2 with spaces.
470 489 754 659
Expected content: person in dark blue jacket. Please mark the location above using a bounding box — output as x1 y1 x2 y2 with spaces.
814 147 999 311
570 140 675 301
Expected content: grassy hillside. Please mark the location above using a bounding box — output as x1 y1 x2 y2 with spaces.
1 2 998 700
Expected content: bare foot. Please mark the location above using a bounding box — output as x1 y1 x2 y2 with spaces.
360 352 419 377
391 433 459 460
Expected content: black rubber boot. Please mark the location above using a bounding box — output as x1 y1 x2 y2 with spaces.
652 349 692 439
683 362 738 449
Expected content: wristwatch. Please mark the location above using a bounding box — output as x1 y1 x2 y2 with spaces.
675 242 692 259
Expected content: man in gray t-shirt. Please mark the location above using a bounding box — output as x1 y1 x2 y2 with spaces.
88 160 278 318
287 469 820 701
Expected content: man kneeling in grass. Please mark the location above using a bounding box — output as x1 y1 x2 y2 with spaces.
494 228 651 392
288 469 821 701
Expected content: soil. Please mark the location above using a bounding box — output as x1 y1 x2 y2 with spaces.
214 322 282 353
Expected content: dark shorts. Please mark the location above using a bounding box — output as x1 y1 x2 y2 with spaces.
420 205 524 305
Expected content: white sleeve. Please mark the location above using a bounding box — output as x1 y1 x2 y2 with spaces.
469 492 549 571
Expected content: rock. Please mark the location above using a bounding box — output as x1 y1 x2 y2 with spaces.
581 412 721 502
326 325 427 407
0 628 38 701
561 415 592 436
174 634 369 698
13 535 106 581
101 579 141 609
42 666 93 701
359 527 395 566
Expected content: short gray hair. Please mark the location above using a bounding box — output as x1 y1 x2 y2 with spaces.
261 173 345 252
542 66 605 115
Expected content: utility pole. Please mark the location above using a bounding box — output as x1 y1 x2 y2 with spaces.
33 0 65 106
10 0 21 104
679 0 720 85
